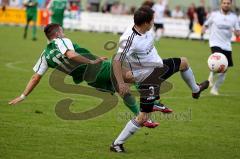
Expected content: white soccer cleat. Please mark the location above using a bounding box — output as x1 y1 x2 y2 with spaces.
210 88 219 96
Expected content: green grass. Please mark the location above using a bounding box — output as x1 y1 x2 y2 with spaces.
0 26 240 159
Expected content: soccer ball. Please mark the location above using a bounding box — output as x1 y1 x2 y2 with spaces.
207 53 228 73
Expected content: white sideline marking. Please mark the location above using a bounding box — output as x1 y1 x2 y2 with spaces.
5 61 30 72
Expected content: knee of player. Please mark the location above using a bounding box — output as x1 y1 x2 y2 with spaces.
180 57 189 71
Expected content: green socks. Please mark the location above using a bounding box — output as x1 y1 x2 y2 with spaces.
123 93 139 116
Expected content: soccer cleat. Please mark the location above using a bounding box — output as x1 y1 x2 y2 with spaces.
153 103 173 113
143 120 159 128
110 143 125 153
192 80 209 99
210 88 219 96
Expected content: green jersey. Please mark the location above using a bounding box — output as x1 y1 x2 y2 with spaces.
48 0 68 26
33 38 114 92
24 0 38 21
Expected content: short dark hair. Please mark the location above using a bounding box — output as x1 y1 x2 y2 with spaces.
134 6 154 26
221 0 232 3
44 23 61 40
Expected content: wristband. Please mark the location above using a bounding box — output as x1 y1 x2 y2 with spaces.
20 94 26 100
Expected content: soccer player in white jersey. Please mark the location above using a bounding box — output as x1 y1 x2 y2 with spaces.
110 6 209 152
152 0 168 41
202 0 240 95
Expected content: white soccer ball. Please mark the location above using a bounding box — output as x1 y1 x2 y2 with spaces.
207 53 228 73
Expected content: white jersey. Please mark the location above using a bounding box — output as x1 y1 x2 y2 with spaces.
115 26 163 82
152 0 168 24
33 38 74 75
204 10 240 51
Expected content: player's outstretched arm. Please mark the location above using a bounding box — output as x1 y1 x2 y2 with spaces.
65 50 107 65
113 59 130 96
8 73 42 105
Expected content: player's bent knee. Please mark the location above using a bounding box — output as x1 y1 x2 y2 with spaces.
180 57 189 71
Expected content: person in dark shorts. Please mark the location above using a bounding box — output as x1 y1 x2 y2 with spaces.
110 6 209 153
202 0 240 95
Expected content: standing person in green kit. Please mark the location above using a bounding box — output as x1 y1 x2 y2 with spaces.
47 0 68 27
23 0 38 41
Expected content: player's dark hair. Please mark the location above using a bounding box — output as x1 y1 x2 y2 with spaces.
44 23 61 40
221 0 232 3
134 6 154 26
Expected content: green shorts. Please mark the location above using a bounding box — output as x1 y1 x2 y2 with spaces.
88 60 115 93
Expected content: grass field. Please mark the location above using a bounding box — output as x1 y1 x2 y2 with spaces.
0 26 240 159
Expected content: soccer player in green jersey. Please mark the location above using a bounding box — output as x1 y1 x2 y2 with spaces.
9 23 107 105
23 0 38 40
47 0 68 26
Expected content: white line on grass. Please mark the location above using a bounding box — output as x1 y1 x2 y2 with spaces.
5 61 30 72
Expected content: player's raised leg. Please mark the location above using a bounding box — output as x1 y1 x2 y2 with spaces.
179 57 209 99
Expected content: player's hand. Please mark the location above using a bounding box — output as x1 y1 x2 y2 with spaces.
91 57 108 64
118 83 130 96
8 96 25 105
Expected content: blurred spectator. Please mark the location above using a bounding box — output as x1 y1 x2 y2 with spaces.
164 4 171 17
87 0 100 12
196 0 207 26
110 1 121 14
128 5 136 15
1 0 7 11
187 3 197 36
70 1 79 11
1 0 9 6
142 0 154 8
101 0 114 13
101 2 109 13
120 3 129 15
152 0 168 41
1 5 6 11
171 5 184 19
23 0 38 41
234 7 239 15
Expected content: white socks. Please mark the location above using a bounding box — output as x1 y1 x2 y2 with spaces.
212 73 226 91
208 71 215 87
114 119 140 145
180 68 200 93
155 30 163 41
